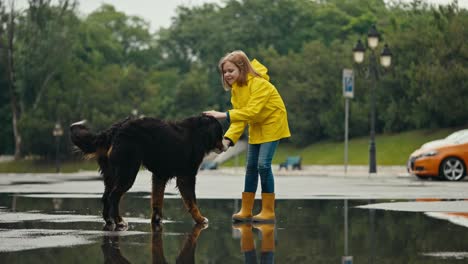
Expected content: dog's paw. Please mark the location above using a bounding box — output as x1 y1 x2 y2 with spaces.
103 223 116 231
195 217 208 225
115 224 128 232
195 221 209 230
115 219 128 231
151 214 163 224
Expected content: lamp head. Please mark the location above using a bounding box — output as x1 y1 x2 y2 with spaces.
353 39 365 64
53 123 63 137
380 44 392 68
367 24 380 50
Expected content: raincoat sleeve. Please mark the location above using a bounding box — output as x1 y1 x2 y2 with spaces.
228 79 273 122
224 120 247 145
224 95 247 145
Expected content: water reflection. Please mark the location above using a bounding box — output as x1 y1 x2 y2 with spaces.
101 235 131 264
234 223 276 264
2 194 468 263
101 223 207 264
342 200 352 264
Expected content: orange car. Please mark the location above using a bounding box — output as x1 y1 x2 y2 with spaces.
407 129 468 181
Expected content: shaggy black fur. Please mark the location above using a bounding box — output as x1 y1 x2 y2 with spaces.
70 115 225 230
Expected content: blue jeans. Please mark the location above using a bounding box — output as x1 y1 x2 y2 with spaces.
244 141 279 193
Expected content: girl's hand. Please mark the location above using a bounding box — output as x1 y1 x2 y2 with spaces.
203 110 227 120
221 139 231 151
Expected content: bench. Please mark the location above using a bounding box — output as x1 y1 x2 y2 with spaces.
200 160 218 170
279 156 302 170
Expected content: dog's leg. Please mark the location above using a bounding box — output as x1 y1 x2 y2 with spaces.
102 168 116 230
102 191 113 230
176 176 208 224
108 160 140 231
108 188 127 231
99 155 115 229
151 174 168 224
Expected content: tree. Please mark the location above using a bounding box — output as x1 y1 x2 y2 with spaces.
3 0 79 157
1 0 21 159
0 0 13 155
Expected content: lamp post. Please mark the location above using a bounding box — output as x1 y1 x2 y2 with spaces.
52 122 63 173
353 25 392 174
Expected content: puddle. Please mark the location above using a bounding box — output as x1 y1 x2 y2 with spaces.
1 173 468 262
1 193 468 263
357 200 468 212
0 229 147 252
9 181 49 185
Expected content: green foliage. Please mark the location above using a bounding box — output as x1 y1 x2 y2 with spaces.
267 41 348 144
1 0 467 160
0 158 98 173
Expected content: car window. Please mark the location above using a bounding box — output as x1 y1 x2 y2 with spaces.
456 137 468 144
446 130 468 141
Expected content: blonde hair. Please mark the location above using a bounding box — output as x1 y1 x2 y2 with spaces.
218 50 260 91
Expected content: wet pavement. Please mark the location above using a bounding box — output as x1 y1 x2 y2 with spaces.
1 168 468 263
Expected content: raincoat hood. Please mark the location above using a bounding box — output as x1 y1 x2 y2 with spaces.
250 59 270 81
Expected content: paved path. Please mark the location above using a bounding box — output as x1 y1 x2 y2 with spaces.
1 165 468 214
217 165 409 177
1 165 468 201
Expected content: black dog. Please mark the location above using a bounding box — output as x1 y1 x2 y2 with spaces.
70 115 225 230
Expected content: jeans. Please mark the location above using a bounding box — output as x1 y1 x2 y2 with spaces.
244 141 279 193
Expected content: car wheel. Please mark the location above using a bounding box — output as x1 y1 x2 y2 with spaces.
439 157 466 181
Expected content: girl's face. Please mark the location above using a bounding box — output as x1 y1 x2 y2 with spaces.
222 61 240 86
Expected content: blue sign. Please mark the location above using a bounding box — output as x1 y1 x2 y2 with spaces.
342 256 353 264
343 69 354 98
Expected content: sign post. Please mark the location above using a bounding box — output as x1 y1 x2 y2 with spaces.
343 69 354 175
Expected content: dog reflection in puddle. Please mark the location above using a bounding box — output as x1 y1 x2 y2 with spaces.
101 223 207 263
233 223 276 264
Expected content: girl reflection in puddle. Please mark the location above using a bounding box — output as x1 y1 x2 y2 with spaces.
233 222 276 264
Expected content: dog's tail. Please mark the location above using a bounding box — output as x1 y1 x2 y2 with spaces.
70 118 131 160
70 119 123 176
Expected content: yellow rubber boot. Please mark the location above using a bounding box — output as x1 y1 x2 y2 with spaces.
232 223 255 252
253 223 275 252
252 193 275 222
232 192 255 222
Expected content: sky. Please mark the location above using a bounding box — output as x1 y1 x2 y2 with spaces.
75 0 219 31
12 0 468 31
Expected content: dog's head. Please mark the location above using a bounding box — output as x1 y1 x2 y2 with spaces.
198 115 225 154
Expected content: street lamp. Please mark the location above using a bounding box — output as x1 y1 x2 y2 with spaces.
352 24 393 174
52 122 63 173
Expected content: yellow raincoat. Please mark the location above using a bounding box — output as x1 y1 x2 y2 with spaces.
224 59 291 144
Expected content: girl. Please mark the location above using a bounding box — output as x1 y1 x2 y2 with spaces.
204 50 290 222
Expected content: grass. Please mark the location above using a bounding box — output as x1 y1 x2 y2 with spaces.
224 128 454 167
0 128 457 173
0 159 98 173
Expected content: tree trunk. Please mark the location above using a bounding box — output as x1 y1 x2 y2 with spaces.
7 1 21 160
